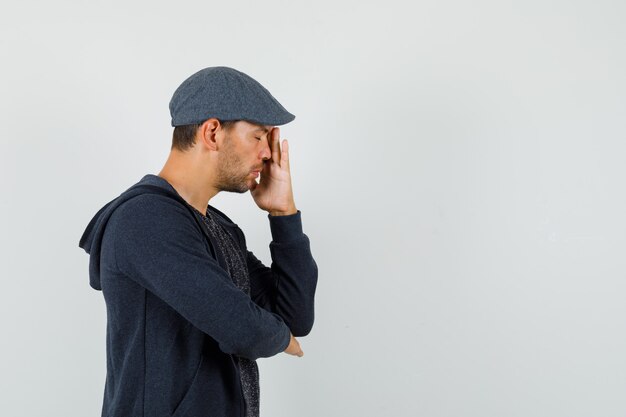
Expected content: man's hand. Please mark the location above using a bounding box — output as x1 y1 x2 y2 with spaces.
250 127 298 216
284 332 304 357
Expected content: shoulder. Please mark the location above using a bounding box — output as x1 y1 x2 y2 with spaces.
108 193 201 239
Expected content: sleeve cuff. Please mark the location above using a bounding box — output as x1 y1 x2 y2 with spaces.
268 210 304 243
280 325 291 352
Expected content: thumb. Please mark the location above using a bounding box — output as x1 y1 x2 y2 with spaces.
249 179 258 192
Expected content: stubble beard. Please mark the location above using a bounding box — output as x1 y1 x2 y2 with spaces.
215 139 253 194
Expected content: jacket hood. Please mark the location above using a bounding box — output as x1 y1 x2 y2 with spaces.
78 174 235 290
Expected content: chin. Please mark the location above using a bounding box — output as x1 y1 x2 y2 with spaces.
220 182 250 194
223 187 248 194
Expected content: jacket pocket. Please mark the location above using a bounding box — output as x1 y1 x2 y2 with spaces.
171 355 204 417
170 343 243 417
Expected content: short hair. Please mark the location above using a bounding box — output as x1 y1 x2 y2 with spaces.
171 119 238 151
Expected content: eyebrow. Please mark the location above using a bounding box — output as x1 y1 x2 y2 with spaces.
253 127 270 134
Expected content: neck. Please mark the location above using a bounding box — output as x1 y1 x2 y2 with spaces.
157 150 219 215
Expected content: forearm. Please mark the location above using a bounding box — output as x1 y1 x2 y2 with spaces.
267 210 318 336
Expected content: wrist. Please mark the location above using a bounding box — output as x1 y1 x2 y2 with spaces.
268 209 304 242
269 206 298 216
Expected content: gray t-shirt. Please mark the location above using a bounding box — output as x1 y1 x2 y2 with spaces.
191 206 260 417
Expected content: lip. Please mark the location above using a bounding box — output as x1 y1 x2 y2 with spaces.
251 171 260 178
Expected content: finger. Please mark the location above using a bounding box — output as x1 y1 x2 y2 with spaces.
271 127 281 165
280 139 290 170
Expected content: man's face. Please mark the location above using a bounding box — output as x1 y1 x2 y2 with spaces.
215 120 273 193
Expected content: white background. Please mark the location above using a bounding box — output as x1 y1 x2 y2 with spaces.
1 1 625 416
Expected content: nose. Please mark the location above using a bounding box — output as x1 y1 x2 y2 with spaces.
260 140 271 161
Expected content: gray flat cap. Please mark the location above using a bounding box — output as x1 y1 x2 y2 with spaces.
169 66 295 127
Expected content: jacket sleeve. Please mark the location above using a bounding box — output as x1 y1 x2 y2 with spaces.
246 210 318 337
106 194 291 360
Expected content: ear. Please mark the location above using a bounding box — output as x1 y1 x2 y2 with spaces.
197 118 220 151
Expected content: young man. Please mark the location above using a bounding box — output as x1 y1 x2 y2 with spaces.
79 66 318 417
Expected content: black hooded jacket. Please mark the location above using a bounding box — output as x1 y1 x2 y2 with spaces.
78 174 317 417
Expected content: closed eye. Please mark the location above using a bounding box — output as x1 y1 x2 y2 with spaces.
255 137 262 141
